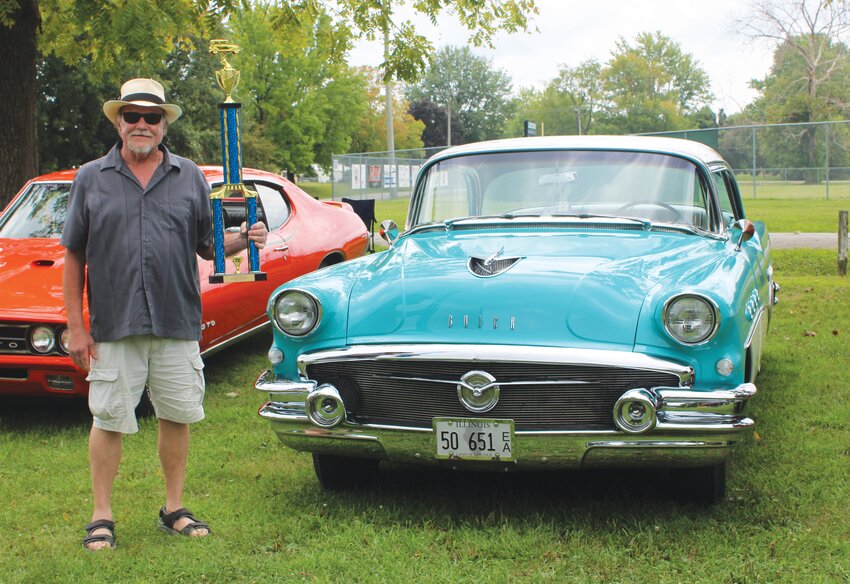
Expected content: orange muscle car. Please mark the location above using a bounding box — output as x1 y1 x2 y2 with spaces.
0 167 368 398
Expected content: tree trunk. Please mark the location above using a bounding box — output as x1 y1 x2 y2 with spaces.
0 1 40 209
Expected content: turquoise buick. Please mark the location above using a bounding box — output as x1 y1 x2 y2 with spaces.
255 136 777 504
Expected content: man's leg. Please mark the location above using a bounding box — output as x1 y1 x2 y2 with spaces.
87 426 122 549
157 419 207 535
149 338 208 536
84 337 148 549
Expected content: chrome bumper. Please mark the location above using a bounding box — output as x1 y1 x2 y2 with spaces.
255 368 756 469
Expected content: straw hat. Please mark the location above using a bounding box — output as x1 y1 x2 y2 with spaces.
103 78 182 124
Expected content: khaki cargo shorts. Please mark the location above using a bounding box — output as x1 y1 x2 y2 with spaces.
86 336 205 433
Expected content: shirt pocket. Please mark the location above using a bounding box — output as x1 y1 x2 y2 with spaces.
168 200 194 233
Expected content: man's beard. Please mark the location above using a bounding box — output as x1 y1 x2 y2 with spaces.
127 133 156 156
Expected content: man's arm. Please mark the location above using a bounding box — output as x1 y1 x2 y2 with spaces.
197 221 268 261
63 248 96 370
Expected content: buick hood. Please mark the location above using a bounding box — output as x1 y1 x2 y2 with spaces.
347 230 728 348
0 239 67 320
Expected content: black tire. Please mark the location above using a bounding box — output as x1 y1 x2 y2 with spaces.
134 387 156 418
312 453 379 490
683 463 727 505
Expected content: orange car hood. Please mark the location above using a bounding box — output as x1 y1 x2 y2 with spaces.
0 238 68 320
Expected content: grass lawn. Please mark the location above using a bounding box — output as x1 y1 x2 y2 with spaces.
1 249 848 582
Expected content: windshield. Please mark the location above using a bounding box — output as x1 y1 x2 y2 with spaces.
0 182 71 239
412 150 710 229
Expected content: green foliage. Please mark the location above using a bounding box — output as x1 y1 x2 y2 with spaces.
513 32 715 138
348 68 425 154
406 45 515 145
507 60 602 136
600 32 713 134
229 2 368 173
36 56 116 171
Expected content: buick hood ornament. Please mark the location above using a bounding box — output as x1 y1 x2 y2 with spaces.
467 247 523 278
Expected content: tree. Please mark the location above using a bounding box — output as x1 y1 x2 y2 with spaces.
37 56 115 172
229 2 369 173
408 98 461 147
0 0 537 208
508 60 603 136
0 1 39 207
600 32 714 134
406 45 515 145
740 1 850 177
350 67 424 153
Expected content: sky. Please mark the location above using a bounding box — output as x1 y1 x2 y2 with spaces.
348 0 778 115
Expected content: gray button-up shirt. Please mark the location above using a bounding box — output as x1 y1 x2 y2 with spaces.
61 143 212 342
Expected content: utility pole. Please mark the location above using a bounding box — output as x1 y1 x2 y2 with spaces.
383 1 396 197
573 105 589 135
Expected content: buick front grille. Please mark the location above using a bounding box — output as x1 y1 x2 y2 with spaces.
305 360 683 431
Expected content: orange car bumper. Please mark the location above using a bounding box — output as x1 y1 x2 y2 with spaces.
0 355 87 397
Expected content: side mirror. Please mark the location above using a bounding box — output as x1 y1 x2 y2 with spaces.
379 220 400 247
732 219 755 251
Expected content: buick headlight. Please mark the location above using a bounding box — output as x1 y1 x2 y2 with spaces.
30 325 56 354
663 294 718 344
273 291 320 336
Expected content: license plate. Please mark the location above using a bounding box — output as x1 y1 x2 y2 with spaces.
433 418 514 462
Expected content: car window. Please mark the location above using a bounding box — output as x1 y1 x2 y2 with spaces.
713 171 738 228
0 182 70 238
255 183 291 230
413 150 709 228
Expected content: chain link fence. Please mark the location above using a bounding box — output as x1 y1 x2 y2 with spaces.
331 121 850 201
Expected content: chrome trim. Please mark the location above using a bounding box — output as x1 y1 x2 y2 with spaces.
586 440 728 449
258 374 756 436
656 383 756 412
254 369 316 399
256 411 744 469
744 305 767 350
201 321 270 358
385 375 593 387
295 344 695 385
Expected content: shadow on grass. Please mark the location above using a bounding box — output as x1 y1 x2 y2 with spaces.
0 395 91 433
291 464 719 518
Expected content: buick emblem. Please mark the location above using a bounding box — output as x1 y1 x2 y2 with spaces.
457 370 500 413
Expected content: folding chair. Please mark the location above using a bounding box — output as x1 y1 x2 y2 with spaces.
342 197 377 253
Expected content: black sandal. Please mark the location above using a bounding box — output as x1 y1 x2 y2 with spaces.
157 507 211 537
83 519 115 550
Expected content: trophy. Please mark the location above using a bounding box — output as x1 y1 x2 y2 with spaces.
208 39 266 283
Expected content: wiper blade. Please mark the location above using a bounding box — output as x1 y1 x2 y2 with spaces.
545 212 652 230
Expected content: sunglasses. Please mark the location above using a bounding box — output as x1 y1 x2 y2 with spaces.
121 111 163 125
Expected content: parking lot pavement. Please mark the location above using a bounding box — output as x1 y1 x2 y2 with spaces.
770 232 846 249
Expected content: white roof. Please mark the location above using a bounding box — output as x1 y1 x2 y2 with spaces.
429 135 726 167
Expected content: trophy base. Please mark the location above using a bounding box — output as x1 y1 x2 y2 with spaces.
209 272 268 283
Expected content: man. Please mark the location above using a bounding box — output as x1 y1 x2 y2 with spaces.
62 78 267 550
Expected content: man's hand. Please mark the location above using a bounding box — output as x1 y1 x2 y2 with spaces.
68 326 97 371
242 221 268 249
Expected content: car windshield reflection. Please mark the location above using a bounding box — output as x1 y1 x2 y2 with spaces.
0 183 71 239
413 150 710 229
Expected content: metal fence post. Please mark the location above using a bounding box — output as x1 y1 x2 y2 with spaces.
825 124 830 200
751 127 757 200
839 210 848 276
